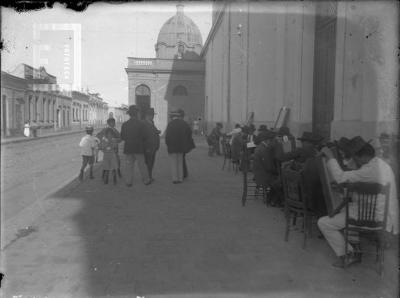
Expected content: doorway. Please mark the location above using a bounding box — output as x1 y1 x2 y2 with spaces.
135 84 151 120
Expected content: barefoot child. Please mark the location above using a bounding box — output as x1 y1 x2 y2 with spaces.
100 128 119 184
79 126 99 181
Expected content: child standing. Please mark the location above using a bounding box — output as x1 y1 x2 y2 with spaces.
100 128 119 184
79 126 99 181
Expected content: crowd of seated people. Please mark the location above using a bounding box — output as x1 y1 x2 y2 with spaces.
217 123 398 269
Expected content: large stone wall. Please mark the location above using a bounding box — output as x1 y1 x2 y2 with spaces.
331 1 399 142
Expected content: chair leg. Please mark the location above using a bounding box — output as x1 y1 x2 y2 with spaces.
284 209 290 242
302 215 307 249
344 228 349 268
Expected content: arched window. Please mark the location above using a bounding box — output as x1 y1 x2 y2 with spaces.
135 84 150 96
172 85 188 96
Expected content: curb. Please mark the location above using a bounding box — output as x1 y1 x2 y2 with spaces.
1 163 101 251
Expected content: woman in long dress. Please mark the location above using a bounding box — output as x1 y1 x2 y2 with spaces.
23 121 30 137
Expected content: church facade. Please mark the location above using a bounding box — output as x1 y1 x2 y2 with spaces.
126 4 205 133
202 1 399 145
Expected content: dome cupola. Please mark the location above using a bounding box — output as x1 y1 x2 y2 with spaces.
155 3 203 59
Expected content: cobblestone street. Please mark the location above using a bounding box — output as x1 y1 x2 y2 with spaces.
1 137 397 298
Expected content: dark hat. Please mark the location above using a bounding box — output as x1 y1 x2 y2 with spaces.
297 132 324 144
258 124 268 132
278 126 290 136
127 105 139 116
85 125 94 131
258 130 276 141
146 108 156 115
177 109 185 117
347 136 371 156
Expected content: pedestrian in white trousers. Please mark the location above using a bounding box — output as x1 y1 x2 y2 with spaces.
165 109 195 184
169 153 184 183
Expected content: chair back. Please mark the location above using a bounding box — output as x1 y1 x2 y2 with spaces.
344 183 390 228
281 167 306 210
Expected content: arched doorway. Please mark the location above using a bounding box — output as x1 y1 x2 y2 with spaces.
135 84 151 120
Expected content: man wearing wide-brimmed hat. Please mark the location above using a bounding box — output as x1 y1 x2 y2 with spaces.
318 137 398 268
120 105 151 186
253 129 279 198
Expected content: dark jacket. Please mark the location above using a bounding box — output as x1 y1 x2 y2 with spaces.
120 118 148 154
143 120 160 152
253 141 279 186
165 118 194 154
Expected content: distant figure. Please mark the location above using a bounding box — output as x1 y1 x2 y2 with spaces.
143 108 161 182
23 121 30 137
193 119 200 135
120 105 151 186
78 126 99 181
165 109 194 184
207 122 223 156
99 128 119 184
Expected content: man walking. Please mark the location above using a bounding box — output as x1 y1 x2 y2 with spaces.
143 108 161 182
120 105 151 186
165 109 194 184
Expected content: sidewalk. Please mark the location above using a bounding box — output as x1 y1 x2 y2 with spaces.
2 139 397 298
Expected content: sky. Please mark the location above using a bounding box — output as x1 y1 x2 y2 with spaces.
1 1 213 107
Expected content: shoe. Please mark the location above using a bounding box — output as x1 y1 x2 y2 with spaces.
332 253 361 268
126 183 133 187
90 175 94 179
144 180 152 185
172 181 182 184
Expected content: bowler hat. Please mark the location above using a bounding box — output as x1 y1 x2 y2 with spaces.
146 108 156 115
127 105 138 116
258 124 268 132
177 109 185 117
297 132 324 144
278 126 290 136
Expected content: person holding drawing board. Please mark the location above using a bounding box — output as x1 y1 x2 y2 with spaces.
317 137 398 268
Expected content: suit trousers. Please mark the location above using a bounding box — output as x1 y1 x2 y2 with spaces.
144 150 157 179
125 153 150 184
317 211 359 257
169 153 183 182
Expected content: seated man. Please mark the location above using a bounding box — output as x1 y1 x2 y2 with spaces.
318 139 398 268
252 130 281 205
277 131 323 167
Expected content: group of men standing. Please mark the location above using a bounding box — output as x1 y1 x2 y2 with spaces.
120 105 195 186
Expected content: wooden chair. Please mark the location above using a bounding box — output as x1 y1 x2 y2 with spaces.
221 138 238 172
342 182 390 275
241 147 268 206
282 167 317 249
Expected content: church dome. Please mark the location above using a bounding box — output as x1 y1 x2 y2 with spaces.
155 4 203 59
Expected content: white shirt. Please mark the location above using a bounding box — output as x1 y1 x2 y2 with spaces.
327 157 399 234
79 135 99 156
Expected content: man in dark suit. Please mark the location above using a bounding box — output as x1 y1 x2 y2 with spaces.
143 108 160 182
120 105 151 186
165 109 194 184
